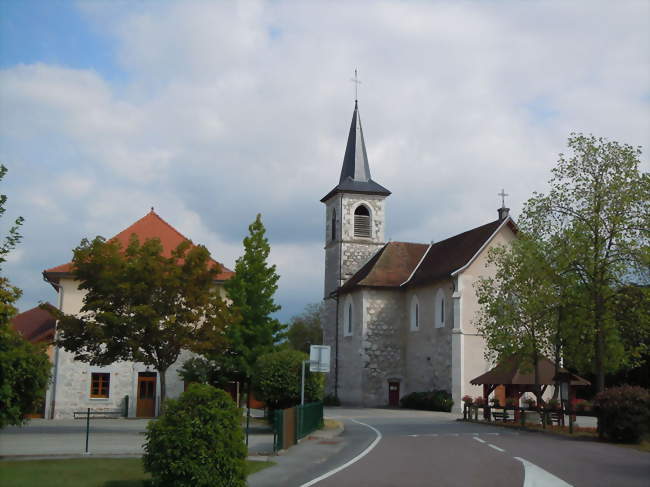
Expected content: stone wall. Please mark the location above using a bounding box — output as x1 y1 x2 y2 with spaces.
404 281 453 396
361 289 405 406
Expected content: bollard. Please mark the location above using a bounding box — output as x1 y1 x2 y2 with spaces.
85 408 90 454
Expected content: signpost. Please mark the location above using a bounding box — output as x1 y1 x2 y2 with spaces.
301 345 331 405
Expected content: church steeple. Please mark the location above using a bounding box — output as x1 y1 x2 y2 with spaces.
321 102 391 202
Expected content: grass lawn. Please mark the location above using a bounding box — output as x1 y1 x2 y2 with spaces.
0 458 275 487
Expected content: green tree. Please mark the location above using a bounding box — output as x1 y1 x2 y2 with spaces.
252 349 324 410
474 236 560 404
521 133 649 392
0 165 50 427
286 302 323 353
52 235 234 405
222 214 284 384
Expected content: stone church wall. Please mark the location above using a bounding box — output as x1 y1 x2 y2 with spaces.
404 282 453 397
361 288 405 406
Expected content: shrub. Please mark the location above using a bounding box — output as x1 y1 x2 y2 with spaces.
490 397 501 407
593 385 650 443
323 394 341 406
252 349 324 410
399 390 453 412
505 397 516 408
143 384 246 487
523 397 536 409
547 399 560 410
574 399 590 413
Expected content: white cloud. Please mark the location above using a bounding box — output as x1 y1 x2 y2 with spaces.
2 0 648 320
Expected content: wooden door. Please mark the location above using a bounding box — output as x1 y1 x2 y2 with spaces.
136 373 157 417
388 381 400 407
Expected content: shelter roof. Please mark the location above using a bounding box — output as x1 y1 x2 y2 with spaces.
43 210 234 286
11 304 56 343
470 356 590 387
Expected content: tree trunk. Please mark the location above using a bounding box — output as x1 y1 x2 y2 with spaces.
595 295 606 393
159 368 167 414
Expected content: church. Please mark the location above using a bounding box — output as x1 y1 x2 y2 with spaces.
321 101 517 411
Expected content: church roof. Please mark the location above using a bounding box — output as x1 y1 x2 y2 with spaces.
340 241 429 292
43 210 234 287
340 218 516 292
11 304 56 343
321 102 391 202
406 219 507 287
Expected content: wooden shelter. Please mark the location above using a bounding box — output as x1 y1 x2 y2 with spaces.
470 356 590 406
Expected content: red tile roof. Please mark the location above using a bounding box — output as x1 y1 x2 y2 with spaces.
11 305 56 343
340 218 516 292
340 242 429 292
43 210 234 284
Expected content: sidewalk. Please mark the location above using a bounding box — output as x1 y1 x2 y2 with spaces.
0 417 275 460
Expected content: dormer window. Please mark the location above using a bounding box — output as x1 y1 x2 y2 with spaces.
354 205 371 238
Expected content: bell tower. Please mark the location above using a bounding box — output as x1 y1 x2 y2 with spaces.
321 101 391 298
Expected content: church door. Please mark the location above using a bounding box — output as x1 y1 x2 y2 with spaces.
388 381 400 407
136 372 157 417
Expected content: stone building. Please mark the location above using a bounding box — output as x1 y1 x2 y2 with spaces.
321 102 517 411
41 210 234 419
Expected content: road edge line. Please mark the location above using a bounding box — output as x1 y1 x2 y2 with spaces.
299 418 382 487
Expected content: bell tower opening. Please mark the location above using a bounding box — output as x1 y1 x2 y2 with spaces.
353 205 371 238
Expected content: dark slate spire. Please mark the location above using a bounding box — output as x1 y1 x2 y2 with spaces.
321 102 391 202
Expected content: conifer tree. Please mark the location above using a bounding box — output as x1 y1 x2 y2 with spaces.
223 214 284 384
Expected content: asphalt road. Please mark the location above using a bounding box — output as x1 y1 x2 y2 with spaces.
286 408 649 487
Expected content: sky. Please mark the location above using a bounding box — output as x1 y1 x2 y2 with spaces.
1 0 649 322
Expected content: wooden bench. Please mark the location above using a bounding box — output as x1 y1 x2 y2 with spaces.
492 410 510 422
73 410 123 419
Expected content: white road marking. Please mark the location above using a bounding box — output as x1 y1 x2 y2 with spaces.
300 418 382 487
486 432 500 435
473 437 486 444
515 457 573 487
408 434 419 437
488 444 506 452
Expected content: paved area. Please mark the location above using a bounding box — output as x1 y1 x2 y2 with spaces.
293 407 649 487
0 418 273 458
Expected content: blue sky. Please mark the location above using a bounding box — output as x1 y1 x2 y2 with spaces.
1 1 648 322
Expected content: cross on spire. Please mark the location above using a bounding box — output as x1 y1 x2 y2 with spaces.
498 189 509 208
350 69 361 102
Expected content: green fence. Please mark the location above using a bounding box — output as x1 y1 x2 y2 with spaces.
297 402 324 439
273 401 324 452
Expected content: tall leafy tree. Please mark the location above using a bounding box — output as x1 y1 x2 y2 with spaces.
52 235 234 405
474 235 560 404
223 214 284 384
286 302 323 353
521 133 649 392
0 165 50 427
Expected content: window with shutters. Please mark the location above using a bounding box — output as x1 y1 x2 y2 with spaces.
354 205 371 238
90 372 110 398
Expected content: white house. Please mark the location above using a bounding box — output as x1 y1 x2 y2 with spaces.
42 210 234 419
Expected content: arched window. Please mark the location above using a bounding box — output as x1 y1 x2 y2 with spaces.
410 296 420 331
354 205 371 238
344 297 353 336
331 208 337 242
435 289 445 328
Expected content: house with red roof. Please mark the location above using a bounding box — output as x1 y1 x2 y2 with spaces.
322 102 517 410
41 210 234 419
